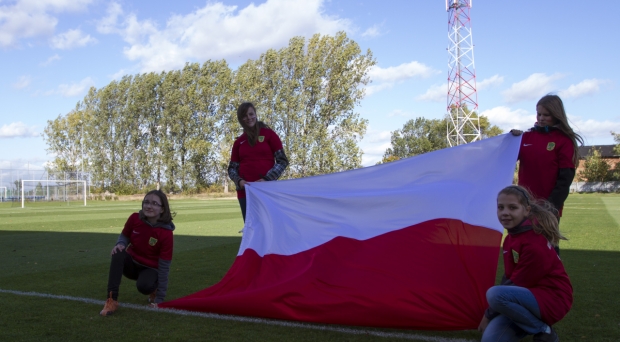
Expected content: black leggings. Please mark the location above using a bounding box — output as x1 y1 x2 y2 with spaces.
106 249 158 300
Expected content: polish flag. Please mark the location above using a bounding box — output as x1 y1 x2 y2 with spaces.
161 134 521 330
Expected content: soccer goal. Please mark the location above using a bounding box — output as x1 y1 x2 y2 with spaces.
20 180 87 208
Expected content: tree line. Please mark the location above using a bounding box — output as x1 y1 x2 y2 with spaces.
44 32 375 194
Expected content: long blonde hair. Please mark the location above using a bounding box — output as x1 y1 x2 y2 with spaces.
499 185 567 246
537 94 584 165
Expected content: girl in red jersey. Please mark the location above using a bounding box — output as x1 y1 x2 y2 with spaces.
228 102 289 221
511 94 583 253
478 185 572 342
100 190 175 316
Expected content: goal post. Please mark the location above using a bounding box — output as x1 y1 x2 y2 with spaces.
0 186 6 202
21 180 87 208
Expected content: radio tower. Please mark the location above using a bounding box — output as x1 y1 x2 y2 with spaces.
446 0 480 146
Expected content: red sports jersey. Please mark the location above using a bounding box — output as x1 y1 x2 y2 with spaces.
121 213 174 268
230 127 284 198
503 226 573 325
518 130 574 214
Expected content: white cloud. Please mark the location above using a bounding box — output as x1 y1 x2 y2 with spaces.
47 77 94 97
559 79 609 99
0 0 93 47
479 106 620 144
96 2 123 34
360 127 392 166
416 75 503 103
99 0 352 72
369 61 438 83
479 106 533 132
40 53 61 66
0 122 38 138
50 28 96 49
12 75 31 89
365 83 393 96
567 116 620 144
361 24 381 38
366 61 438 96
416 83 446 102
477 74 504 90
502 73 563 103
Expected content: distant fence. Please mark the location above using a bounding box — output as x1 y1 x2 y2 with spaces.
570 181 620 193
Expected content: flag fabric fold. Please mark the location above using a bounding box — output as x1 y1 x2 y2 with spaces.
161 134 521 330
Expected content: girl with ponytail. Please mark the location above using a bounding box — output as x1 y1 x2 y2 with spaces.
478 185 572 342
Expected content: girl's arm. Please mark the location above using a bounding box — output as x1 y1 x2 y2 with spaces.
228 161 244 189
228 139 244 189
548 168 575 211
154 232 174 303
263 149 289 181
155 258 171 303
548 139 576 211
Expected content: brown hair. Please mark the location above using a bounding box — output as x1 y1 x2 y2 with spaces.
237 102 268 146
537 94 584 165
498 185 567 246
143 190 173 224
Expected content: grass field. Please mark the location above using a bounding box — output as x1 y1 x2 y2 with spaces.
0 194 618 341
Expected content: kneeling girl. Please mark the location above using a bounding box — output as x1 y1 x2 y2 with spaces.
479 185 572 342
100 190 175 316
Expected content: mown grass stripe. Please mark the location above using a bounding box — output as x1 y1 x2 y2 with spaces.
0 288 474 342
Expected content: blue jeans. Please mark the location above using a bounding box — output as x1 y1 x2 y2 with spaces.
482 286 549 342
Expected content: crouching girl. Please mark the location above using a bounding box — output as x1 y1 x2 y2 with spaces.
100 190 175 316
478 185 572 342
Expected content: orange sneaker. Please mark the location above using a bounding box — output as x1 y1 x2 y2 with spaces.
100 292 118 316
148 290 157 303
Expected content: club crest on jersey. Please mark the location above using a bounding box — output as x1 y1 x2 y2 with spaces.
512 249 519 263
149 237 158 246
546 142 555 151
258 136 265 143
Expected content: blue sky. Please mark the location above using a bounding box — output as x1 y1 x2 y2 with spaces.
1 0 618 173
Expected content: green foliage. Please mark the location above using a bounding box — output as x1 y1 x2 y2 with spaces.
579 149 612 182
380 110 503 162
43 32 373 193
612 131 620 155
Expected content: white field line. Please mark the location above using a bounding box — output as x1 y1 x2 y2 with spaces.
0 288 475 342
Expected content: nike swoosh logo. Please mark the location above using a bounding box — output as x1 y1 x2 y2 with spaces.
523 144 532 146
240 140 246 144
133 230 140 234
503 250 508 254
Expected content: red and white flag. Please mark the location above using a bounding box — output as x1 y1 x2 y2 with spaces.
161 134 521 329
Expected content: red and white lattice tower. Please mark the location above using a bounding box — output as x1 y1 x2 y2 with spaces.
446 0 480 146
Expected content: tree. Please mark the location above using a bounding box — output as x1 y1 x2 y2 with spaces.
578 149 611 182
380 112 503 163
610 132 620 180
381 117 447 163
42 32 374 193
235 32 374 177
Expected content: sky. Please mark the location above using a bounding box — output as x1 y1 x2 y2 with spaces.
1 0 618 179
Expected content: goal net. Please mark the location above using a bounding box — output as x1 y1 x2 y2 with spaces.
19 180 87 208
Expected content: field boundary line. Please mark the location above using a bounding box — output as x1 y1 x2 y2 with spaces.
0 288 475 342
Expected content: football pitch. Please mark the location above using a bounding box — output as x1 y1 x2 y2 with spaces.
0 194 618 341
